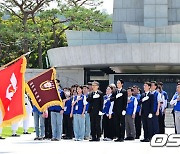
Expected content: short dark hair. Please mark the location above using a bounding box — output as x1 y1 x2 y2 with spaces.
64 87 71 91
83 85 89 89
144 82 151 87
77 85 83 89
56 79 60 83
92 81 99 86
117 79 124 84
133 85 139 89
151 81 158 87
107 85 114 91
177 80 180 85
158 82 163 86
87 82 92 86
127 87 134 92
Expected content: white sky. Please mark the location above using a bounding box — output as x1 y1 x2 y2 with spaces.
49 0 114 14
101 0 113 14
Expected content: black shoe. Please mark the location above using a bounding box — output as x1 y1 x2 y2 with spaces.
114 138 124 142
12 134 20 137
135 136 140 139
64 137 72 140
124 137 131 140
0 136 5 139
125 137 134 141
38 137 44 140
140 138 150 142
89 138 97 142
34 137 39 140
51 138 56 141
96 138 100 141
23 132 31 134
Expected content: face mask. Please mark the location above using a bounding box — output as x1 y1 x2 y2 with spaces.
65 91 70 97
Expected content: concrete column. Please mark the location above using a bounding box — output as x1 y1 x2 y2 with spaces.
144 0 168 27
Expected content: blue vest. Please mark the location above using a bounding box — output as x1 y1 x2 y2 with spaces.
162 91 168 100
173 94 180 112
126 96 135 115
134 94 141 113
49 89 63 112
153 91 159 113
102 95 112 114
73 95 84 114
32 105 42 114
64 99 72 115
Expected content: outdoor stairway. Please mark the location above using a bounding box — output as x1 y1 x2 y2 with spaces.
165 108 175 128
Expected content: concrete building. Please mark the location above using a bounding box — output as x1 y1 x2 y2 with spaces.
47 0 180 98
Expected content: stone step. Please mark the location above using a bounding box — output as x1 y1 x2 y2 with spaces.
165 108 174 128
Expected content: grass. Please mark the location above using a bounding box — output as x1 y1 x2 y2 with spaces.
2 127 34 138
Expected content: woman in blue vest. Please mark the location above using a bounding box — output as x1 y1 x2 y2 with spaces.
71 85 86 141
102 85 114 141
125 87 138 140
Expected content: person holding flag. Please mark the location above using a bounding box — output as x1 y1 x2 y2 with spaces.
26 68 64 141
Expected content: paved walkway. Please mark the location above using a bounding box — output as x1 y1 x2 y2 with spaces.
0 128 179 154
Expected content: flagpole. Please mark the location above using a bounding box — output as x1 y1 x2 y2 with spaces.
0 51 32 70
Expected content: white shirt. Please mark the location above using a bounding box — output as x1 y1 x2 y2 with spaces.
145 91 150 96
170 94 179 106
160 92 167 112
117 88 122 92
83 94 88 105
152 90 162 102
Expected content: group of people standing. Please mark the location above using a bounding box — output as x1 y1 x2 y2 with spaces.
2 78 180 143
31 79 171 142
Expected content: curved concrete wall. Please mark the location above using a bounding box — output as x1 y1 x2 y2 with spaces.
47 43 180 68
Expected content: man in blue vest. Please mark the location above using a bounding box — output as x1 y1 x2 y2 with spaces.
125 87 138 141
133 85 141 139
151 81 162 135
157 82 168 134
170 84 180 134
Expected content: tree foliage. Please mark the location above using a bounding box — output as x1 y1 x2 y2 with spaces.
0 0 112 68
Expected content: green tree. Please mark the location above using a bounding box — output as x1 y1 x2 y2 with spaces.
0 0 112 68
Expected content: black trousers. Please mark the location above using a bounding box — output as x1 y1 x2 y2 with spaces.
158 112 165 134
152 114 159 135
45 110 52 139
142 116 153 139
135 112 141 138
114 113 125 139
90 114 101 139
103 115 114 139
63 114 73 138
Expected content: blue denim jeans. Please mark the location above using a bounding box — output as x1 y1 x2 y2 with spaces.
51 112 63 140
73 114 85 140
85 113 91 138
33 112 45 138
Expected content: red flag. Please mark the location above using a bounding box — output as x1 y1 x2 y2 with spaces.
26 68 63 112
0 57 27 126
